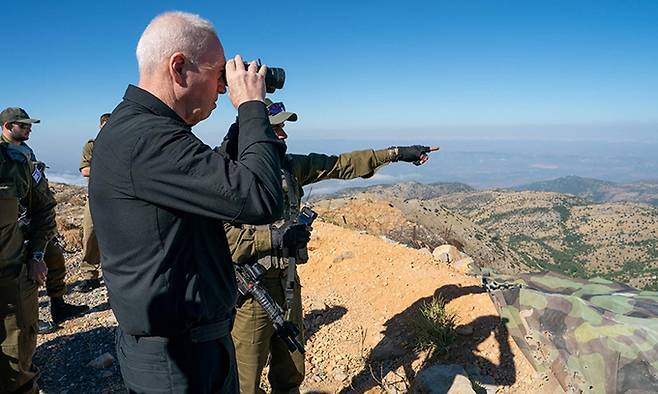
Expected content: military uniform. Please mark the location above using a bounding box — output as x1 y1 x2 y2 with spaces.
78 139 100 281
227 148 396 394
0 134 66 299
0 141 56 393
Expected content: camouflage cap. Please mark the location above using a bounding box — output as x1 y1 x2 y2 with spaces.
264 98 298 125
0 107 40 124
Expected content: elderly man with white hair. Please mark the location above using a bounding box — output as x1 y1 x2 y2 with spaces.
89 11 286 393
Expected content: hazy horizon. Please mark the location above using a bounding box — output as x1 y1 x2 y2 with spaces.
46 135 658 195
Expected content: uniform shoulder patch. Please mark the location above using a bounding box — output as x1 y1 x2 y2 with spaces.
32 166 42 184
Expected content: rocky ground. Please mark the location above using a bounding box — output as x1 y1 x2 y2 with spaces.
34 184 551 393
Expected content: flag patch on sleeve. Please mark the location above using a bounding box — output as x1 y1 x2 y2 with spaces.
32 167 42 184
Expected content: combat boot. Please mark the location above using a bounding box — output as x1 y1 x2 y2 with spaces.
50 297 89 324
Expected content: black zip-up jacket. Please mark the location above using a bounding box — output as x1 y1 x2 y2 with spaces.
89 85 285 336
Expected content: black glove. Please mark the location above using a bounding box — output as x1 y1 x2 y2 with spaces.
390 145 432 165
271 222 311 255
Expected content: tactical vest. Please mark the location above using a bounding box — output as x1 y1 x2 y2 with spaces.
256 159 303 270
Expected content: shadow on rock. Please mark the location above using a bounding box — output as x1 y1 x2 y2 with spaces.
35 326 125 393
303 305 348 342
341 284 515 393
434 284 486 303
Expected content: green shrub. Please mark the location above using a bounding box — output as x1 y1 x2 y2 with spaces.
411 296 456 354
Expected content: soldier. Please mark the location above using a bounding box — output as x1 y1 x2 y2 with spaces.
0 108 57 393
0 108 88 326
74 113 110 293
224 99 438 394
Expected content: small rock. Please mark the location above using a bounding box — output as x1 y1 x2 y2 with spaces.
382 366 408 393
432 245 460 263
333 370 348 382
412 364 475 394
101 370 114 378
456 325 474 336
88 352 115 369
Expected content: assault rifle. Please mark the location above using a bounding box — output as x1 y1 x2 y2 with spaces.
234 207 318 354
235 262 305 353
283 207 317 321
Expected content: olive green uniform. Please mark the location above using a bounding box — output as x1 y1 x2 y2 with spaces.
79 139 100 280
228 148 395 394
43 242 66 298
0 134 66 299
0 142 57 393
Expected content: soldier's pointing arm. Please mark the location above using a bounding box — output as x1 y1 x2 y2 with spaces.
289 148 397 187
291 145 439 186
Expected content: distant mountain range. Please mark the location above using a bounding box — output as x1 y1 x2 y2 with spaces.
317 176 658 206
315 179 658 290
512 175 658 206
310 181 474 202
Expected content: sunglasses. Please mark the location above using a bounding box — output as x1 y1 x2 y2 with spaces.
267 102 286 116
13 123 32 129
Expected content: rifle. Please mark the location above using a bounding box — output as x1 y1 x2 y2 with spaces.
283 207 318 322
235 262 305 353
233 207 318 354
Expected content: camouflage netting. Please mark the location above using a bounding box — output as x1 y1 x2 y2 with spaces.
484 271 658 394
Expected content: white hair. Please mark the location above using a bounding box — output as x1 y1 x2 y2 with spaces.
136 11 217 74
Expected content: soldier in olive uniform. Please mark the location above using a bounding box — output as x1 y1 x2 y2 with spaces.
74 113 110 293
223 100 438 394
0 108 57 393
0 108 88 326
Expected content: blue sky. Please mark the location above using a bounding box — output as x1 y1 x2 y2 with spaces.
2 1 658 176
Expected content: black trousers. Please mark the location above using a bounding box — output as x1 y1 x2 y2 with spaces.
116 327 238 393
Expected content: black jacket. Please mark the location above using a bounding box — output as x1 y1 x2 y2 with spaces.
89 85 285 336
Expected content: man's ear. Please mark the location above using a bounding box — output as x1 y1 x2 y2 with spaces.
169 52 187 87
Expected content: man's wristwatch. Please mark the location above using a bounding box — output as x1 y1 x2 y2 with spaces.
387 147 400 162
